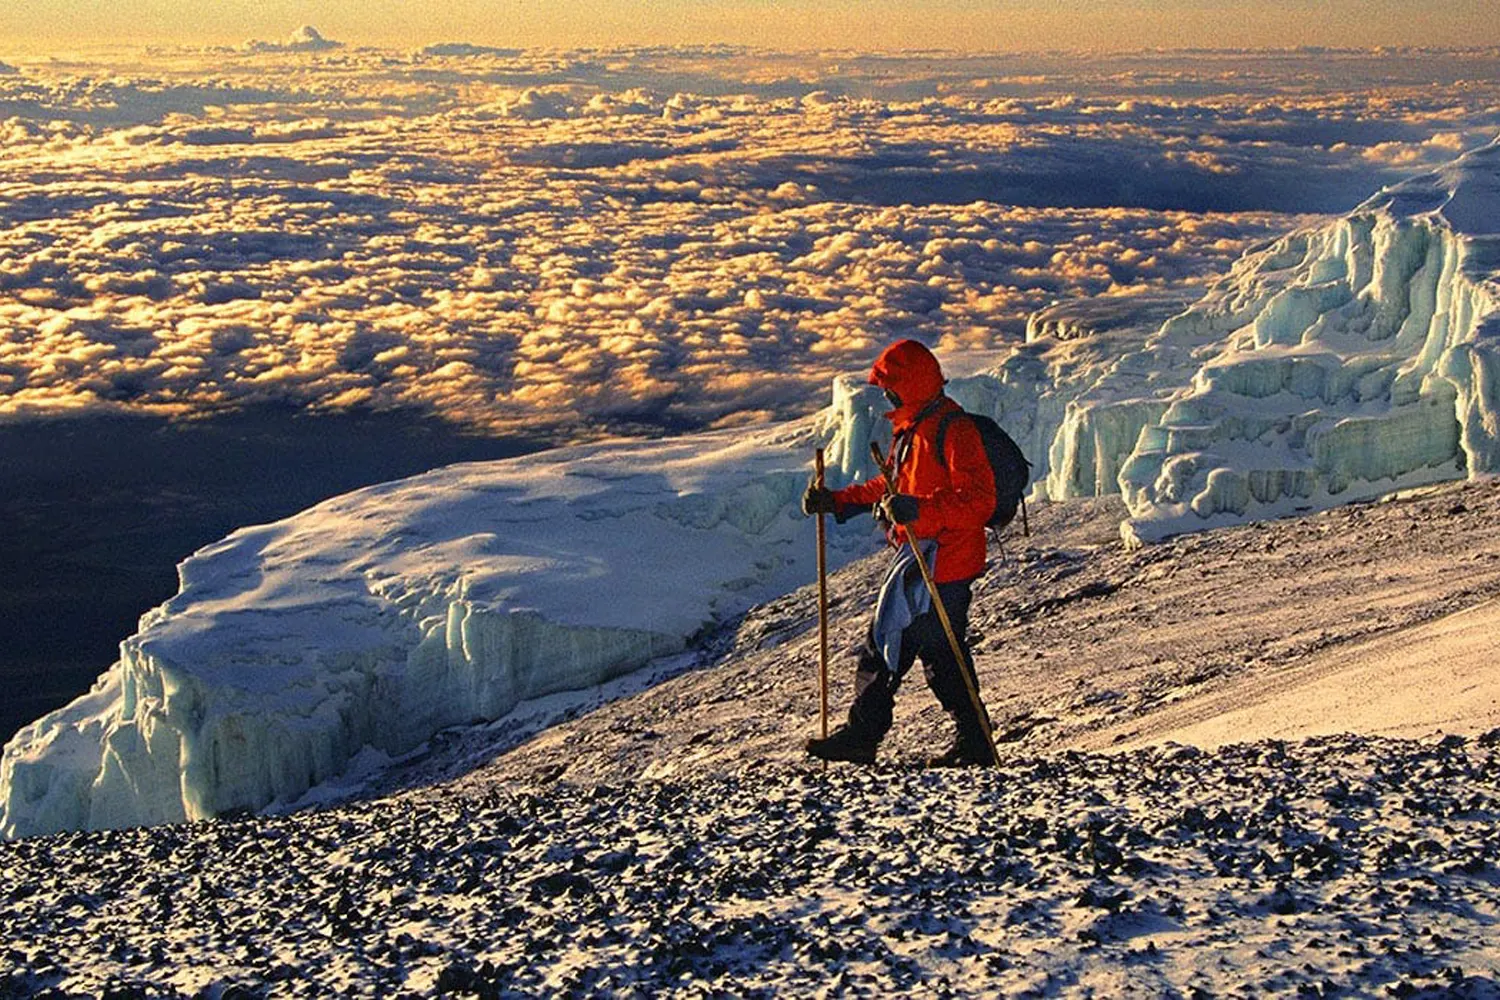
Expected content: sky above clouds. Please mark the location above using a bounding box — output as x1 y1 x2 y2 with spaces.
0 43 1498 440
5 1 1500 52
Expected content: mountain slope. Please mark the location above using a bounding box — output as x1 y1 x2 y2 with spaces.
5 479 1500 998
7 138 1500 840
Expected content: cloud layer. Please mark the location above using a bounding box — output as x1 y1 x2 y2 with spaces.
1 43 1497 438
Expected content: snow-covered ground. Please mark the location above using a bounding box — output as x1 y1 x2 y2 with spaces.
4 479 1500 997
1089 596 1500 752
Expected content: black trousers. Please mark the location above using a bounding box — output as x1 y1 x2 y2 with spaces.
846 577 986 743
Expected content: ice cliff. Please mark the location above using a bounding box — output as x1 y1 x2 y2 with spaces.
1008 136 1500 544
0 415 895 839
1107 140 1500 543
6 139 1499 838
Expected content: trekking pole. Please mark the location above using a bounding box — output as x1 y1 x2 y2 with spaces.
870 441 1000 766
814 449 831 747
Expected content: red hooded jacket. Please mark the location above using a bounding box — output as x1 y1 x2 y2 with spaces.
833 340 996 583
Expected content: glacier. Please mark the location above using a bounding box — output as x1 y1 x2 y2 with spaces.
0 407 898 839
1041 137 1500 544
6 137 1500 838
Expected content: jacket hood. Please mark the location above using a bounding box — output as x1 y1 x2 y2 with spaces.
868 339 945 427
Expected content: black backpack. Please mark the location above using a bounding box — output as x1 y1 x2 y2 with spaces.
935 410 1032 533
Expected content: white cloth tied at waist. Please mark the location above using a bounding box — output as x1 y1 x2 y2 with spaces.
871 539 936 676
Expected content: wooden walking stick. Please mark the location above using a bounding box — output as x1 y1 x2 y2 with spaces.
814 448 831 746
870 441 1000 765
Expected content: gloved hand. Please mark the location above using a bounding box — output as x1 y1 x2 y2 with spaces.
802 483 838 517
880 493 920 525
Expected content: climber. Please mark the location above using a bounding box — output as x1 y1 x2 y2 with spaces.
801 339 999 767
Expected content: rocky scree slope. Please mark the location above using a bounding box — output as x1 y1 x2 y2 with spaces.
7 482 1500 996
3 733 1499 998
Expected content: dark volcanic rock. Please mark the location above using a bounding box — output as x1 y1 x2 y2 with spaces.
2 734 1499 996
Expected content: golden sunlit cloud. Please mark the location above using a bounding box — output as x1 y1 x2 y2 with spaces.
0 43 1496 437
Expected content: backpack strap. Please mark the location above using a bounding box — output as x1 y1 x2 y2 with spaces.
933 410 966 469
894 397 948 473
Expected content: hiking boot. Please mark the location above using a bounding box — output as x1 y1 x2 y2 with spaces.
805 726 878 764
926 733 998 768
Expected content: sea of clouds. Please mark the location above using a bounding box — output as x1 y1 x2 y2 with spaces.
2 38 1499 439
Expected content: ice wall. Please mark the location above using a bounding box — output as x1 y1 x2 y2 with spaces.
982 138 1500 543
1 424 888 839
1107 140 1500 543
